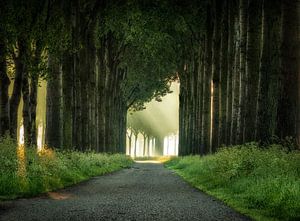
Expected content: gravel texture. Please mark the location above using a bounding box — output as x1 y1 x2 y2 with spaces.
0 161 251 221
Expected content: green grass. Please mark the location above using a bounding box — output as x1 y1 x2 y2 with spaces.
165 143 300 221
0 137 133 200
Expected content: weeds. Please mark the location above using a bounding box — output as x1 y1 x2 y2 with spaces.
165 143 300 221
0 136 133 200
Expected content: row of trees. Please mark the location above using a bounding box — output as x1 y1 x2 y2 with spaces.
0 0 176 152
0 0 61 144
178 0 299 155
1 0 298 155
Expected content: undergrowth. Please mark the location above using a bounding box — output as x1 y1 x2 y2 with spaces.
0 136 133 200
165 143 300 221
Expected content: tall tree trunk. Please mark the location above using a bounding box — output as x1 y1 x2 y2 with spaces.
244 0 262 142
197 44 204 153
211 0 222 152
9 38 27 139
297 2 300 148
97 38 106 152
28 43 42 146
79 45 89 151
277 0 300 148
237 0 248 144
0 40 10 136
231 5 240 145
29 75 38 146
178 68 187 155
201 1 213 154
22 67 31 146
62 52 74 149
219 0 228 146
225 0 235 145
45 55 62 148
257 0 282 144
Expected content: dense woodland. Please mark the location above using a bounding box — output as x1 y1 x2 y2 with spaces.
177 0 300 155
0 0 299 155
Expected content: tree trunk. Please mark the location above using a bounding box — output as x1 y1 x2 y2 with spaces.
244 0 262 142
211 0 222 152
127 129 133 155
0 40 10 136
178 70 187 155
237 0 248 144
45 55 62 148
155 135 164 156
277 0 300 148
97 38 106 152
257 0 282 144
62 52 74 149
9 38 27 139
134 133 138 157
226 0 237 145
28 43 42 146
219 0 228 146
197 44 204 153
201 1 213 154
231 5 240 145
143 133 147 157
22 67 31 146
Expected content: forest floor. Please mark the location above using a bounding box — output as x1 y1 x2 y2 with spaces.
0 161 250 221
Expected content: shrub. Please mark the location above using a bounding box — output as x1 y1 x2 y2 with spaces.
165 144 300 221
0 136 133 200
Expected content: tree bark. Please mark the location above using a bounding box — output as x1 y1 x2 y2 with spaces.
22 66 31 146
219 0 228 146
9 38 27 139
201 1 213 154
62 52 74 149
211 0 222 152
237 0 248 144
45 55 62 148
231 4 240 145
226 0 236 145
28 43 42 146
257 0 282 144
0 40 10 136
277 0 300 148
244 0 262 142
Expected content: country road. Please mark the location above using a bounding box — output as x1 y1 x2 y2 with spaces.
0 162 251 221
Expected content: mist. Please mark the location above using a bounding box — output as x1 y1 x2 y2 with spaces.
126 82 179 157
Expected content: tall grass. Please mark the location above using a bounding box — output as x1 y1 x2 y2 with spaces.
165 143 300 221
0 137 133 200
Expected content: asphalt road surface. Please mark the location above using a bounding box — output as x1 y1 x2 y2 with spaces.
0 161 251 221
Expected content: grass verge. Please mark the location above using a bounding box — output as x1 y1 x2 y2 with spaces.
165 143 300 221
0 137 133 200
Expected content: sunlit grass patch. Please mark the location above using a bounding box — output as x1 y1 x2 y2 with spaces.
0 136 133 200
165 143 300 221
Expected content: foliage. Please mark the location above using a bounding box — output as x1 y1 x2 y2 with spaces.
165 144 300 221
97 0 203 111
0 137 133 200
